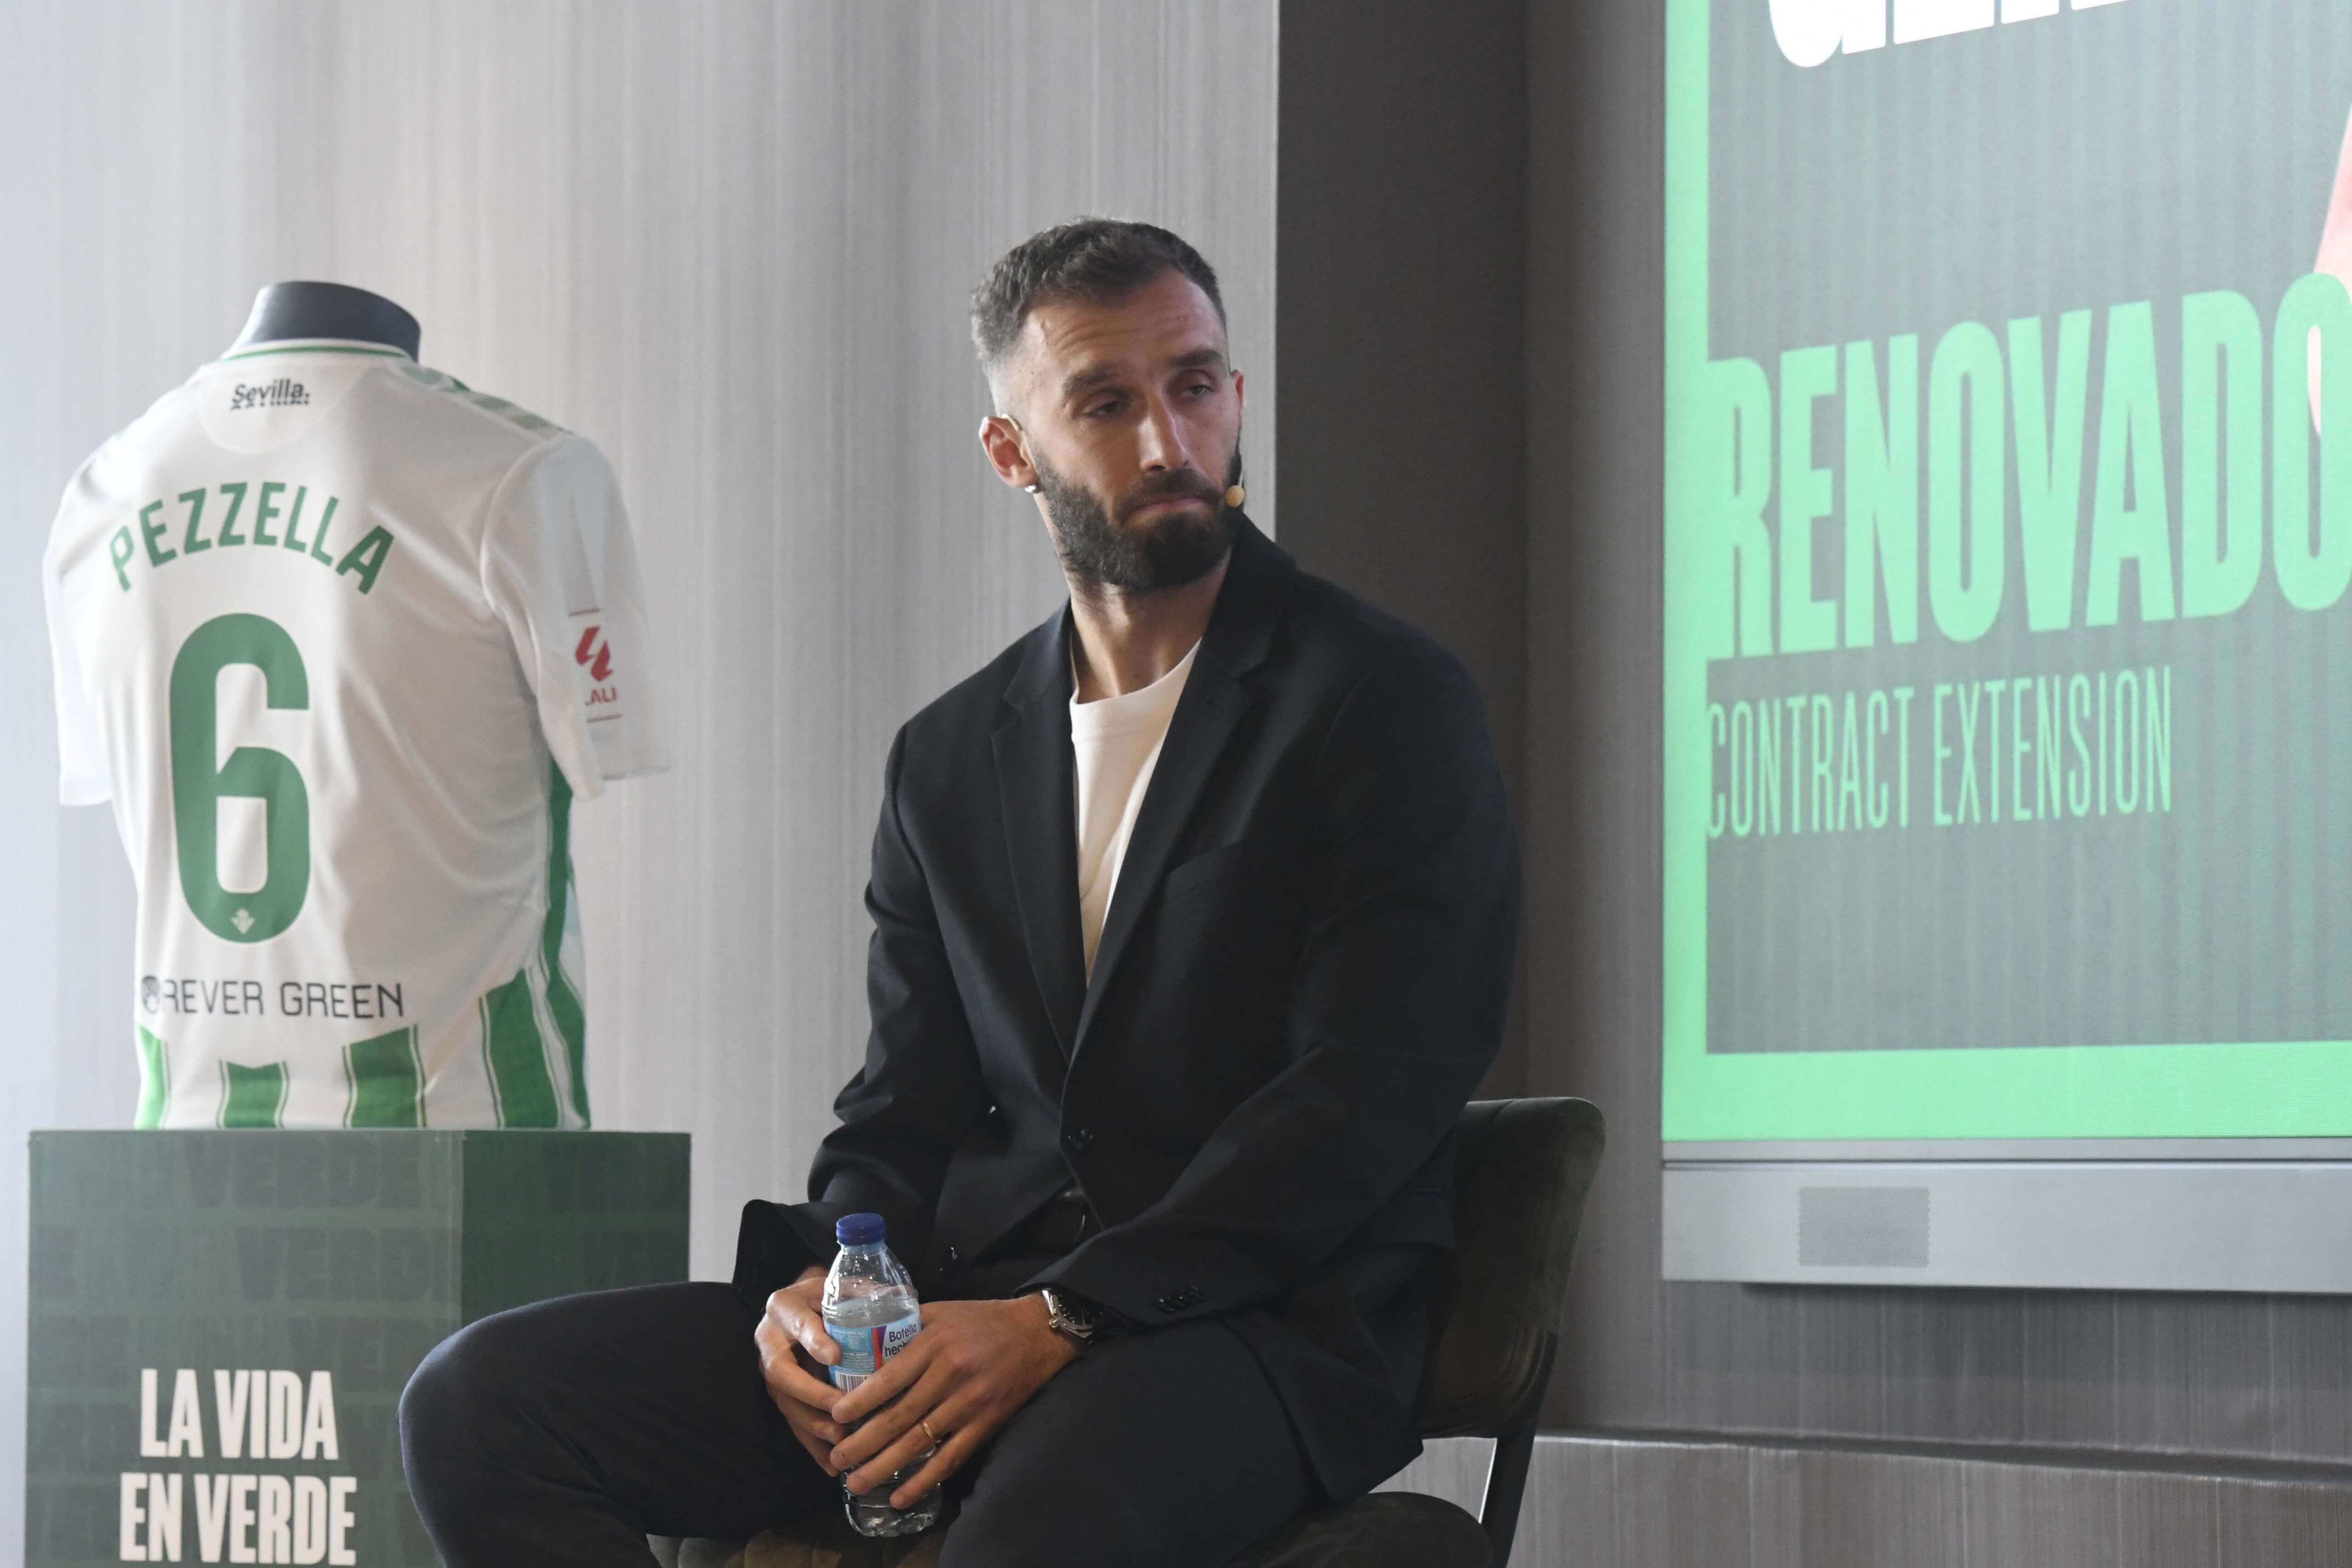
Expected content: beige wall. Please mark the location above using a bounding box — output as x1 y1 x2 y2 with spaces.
0 0 1276 1544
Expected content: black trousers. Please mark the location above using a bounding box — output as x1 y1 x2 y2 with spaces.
398 1282 1316 1568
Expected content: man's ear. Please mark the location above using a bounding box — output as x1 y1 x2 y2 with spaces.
978 414 1040 492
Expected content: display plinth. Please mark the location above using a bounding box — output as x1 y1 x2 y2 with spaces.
24 1130 690 1567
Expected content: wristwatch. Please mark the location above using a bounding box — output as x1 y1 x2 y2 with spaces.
1038 1285 1107 1349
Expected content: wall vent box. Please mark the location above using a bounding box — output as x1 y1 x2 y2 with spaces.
1662 1155 2352 1291
23 1130 690 1567
1795 1186 1929 1268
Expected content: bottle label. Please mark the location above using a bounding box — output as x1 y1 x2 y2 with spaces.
826 1309 921 1392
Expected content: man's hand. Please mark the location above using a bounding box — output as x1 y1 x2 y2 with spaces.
754 1266 852 1473
828 1294 1080 1509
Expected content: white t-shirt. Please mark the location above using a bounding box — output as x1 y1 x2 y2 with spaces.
43 338 669 1130
1070 642 1198 975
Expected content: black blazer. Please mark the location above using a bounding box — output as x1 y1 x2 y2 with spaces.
734 518 1520 1498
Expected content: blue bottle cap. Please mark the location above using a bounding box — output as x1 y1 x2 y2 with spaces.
835 1212 887 1246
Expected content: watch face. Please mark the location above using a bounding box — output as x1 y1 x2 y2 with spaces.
1045 1289 1096 1338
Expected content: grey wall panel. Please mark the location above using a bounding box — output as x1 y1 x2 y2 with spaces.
1745 1444 1805 1568
0 0 1275 1549
2218 1477 2352 1568
1384 1435 2352 1568
1620 1439 1752 1568
2113 1294 2276 1455
1963 1462 2122 1568
1664 1280 1804 1435
1520 1437 1621 1568
2272 1297 2352 1460
2118 1471 2225 1568
1792 1449 1968 1568
1879 1291 2025 1443
2017 1292 2122 1448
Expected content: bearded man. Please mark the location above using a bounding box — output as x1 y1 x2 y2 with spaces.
399 219 1519 1568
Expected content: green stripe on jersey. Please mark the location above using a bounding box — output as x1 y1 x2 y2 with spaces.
135 1028 170 1128
543 768 590 1126
218 344 409 362
395 362 560 433
219 1061 289 1128
345 1026 424 1128
481 973 560 1127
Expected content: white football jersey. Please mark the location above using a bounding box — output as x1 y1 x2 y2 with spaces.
43 339 668 1129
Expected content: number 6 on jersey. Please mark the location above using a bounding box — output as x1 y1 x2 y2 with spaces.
168 613 311 943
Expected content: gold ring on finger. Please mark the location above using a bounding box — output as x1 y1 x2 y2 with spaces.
919 1417 943 1445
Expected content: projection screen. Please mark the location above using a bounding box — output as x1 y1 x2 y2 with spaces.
1661 0 2352 1288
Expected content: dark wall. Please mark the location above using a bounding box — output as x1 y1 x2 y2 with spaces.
1275 0 1530 1098
1520 0 1669 1432
1518 0 2352 1465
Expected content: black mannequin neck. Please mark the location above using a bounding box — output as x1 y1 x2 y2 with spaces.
232 283 420 359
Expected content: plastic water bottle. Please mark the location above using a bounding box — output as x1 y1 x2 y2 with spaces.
820 1213 943 1537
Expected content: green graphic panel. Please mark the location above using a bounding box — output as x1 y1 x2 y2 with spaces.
458 1134 692 1324
23 1131 688 1568
1662 0 2352 1143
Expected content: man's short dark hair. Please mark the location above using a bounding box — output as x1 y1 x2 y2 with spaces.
971 219 1225 388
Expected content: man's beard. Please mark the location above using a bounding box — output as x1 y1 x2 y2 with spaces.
1034 446 1244 594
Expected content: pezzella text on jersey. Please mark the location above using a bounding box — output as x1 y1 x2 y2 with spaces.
109 478 395 596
